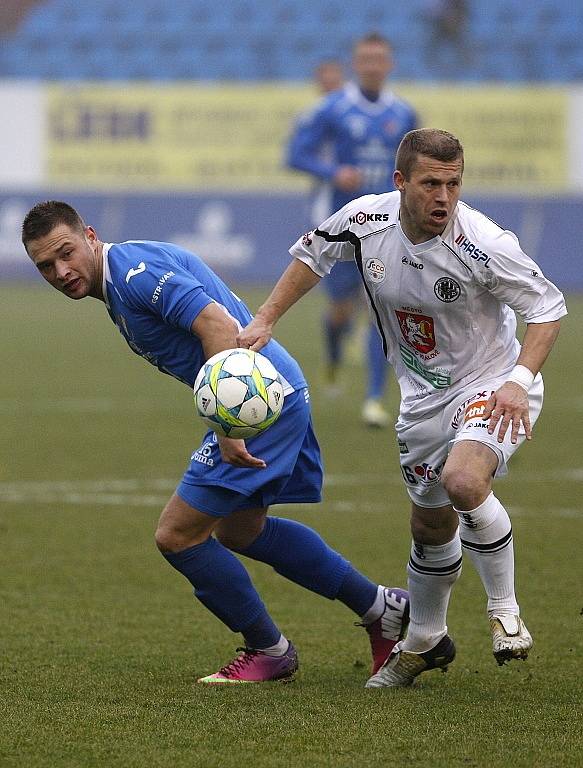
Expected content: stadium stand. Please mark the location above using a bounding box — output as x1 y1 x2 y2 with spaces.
0 0 582 81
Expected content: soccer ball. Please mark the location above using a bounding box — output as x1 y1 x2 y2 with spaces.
193 348 285 439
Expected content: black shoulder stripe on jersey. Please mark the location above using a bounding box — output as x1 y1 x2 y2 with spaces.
314 227 388 357
441 241 472 273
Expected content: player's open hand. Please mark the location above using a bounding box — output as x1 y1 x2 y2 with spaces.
217 435 267 468
482 382 532 444
236 319 272 352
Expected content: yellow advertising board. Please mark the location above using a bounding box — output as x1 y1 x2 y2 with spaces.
47 83 314 191
399 85 568 193
47 83 568 193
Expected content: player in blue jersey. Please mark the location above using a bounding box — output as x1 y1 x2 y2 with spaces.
22 200 409 685
287 33 417 428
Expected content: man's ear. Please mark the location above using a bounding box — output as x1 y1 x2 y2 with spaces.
394 169 405 192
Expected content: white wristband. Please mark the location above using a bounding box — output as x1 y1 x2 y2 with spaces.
506 364 535 392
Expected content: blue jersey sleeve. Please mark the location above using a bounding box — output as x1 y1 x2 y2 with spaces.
112 244 214 333
287 101 337 181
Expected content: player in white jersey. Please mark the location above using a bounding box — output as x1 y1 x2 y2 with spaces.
238 128 567 688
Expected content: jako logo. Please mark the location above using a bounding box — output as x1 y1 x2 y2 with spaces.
454 233 491 267
349 212 390 225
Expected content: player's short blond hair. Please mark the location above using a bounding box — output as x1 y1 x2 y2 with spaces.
396 129 464 180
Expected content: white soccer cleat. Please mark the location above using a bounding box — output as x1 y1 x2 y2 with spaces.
365 634 456 688
490 614 533 665
361 398 389 428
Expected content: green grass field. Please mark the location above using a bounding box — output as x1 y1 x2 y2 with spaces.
2 284 582 768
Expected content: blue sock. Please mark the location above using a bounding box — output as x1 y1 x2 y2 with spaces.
367 323 388 399
324 313 351 366
336 565 378 617
163 537 280 645
235 517 354 601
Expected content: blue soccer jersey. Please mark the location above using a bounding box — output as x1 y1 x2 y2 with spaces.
287 82 417 215
102 240 306 392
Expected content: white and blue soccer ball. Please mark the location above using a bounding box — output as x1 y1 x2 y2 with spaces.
193 348 284 439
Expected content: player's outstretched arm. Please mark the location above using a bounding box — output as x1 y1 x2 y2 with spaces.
483 319 562 444
237 259 321 351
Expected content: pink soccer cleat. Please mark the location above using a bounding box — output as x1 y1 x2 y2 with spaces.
197 643 298 685
361 587 410 675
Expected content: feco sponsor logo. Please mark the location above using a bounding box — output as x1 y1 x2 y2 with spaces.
365 258 386 283
151 270 175 303
349 211 390 225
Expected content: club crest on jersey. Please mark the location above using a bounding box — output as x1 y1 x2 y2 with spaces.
434 277 461 303
365 258 386 283
396 311 436 354
301 231 313 247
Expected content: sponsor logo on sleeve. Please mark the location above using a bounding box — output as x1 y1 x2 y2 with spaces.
301 231 313 247
454 233 491 267
151 271 176 303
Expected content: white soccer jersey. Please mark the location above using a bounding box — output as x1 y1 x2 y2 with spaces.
290 191 567 419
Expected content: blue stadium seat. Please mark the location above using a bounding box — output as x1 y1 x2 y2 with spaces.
1 0 582 82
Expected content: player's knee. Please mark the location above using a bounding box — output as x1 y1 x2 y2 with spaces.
215 516 265 551
441 465 489 509
154 523 206 553
411 514 448 542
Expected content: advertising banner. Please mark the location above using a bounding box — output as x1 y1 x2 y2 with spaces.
44 83 572 194
46 84 312 191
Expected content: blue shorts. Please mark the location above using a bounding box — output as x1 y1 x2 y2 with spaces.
323 261 363 301
176 388 323 517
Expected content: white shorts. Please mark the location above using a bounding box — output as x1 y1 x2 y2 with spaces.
395 374 544 508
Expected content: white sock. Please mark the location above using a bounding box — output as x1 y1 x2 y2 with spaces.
456 492 519 616
361 584 386 625
402 535 462 654
258 634 289 656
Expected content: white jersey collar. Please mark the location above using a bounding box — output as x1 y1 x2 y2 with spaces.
101 242 113 309
344 82 396 113
397 207 458 254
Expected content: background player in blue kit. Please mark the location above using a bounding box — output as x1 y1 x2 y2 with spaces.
22 200 408 685
287 33 417 427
